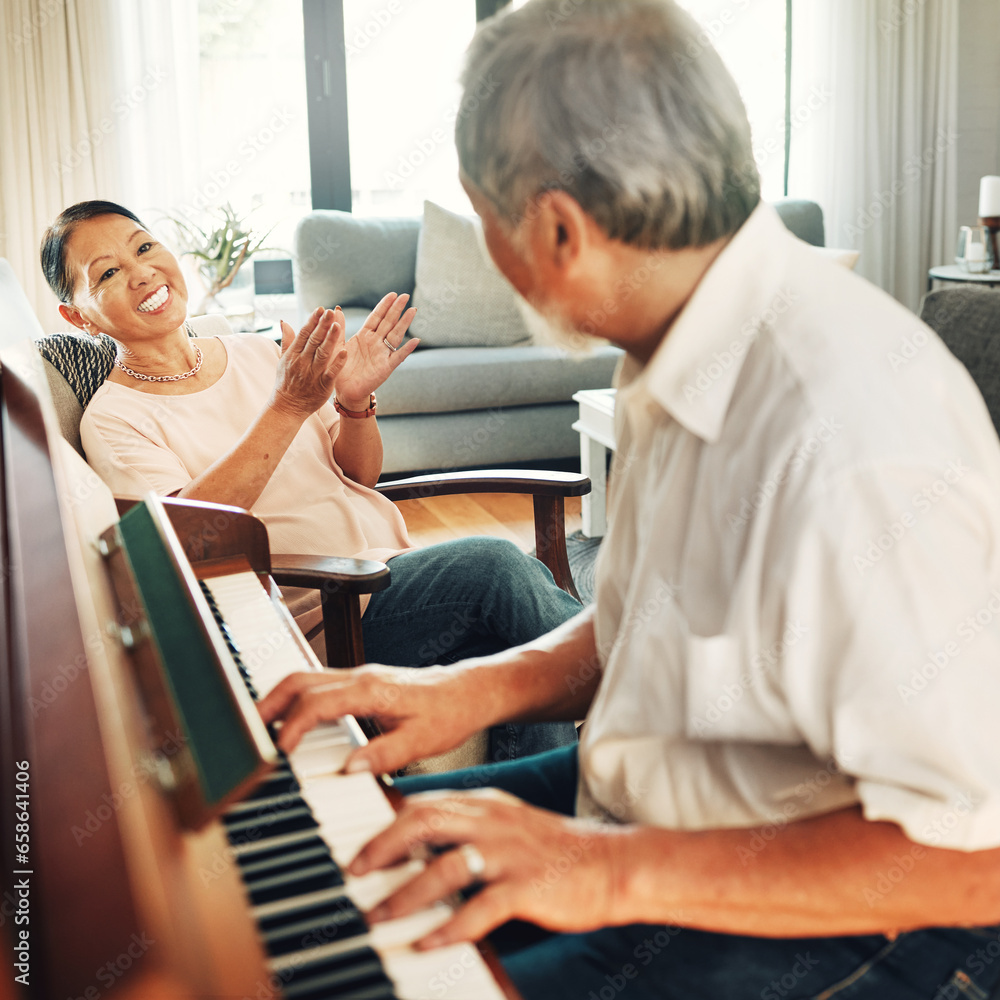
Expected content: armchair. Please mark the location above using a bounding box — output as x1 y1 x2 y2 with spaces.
920 287 1000 438
270 468 587 669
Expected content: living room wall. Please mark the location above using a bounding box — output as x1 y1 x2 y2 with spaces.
956 0 1000 227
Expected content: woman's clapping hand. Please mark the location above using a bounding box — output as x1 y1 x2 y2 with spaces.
269 295 417 420
269 307 349 419
333 292 419 408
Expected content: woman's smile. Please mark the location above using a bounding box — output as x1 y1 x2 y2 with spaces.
137 284 170 313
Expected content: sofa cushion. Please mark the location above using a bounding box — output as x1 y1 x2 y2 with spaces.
410 201 532 348
375 342 622 416
378 402 587 474
294 212 420 312
813 247 860 269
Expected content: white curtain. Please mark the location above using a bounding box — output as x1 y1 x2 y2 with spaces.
788 0 959 313
0 0 198 333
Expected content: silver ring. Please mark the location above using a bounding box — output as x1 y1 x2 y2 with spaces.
458 843 487 883
383 336 399 352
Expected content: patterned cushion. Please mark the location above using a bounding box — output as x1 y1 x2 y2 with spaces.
34 332 117 410
410 201 532 348
920 287 1000 437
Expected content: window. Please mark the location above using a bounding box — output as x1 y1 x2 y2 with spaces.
342 0 477 216
196 0 789 227
304 0 500 216
195 0 312 248
674 0 789 201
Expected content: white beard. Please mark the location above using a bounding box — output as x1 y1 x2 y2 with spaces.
474 218 608 355
514 294 604 356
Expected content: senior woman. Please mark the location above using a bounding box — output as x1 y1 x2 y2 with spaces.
41 199 581 762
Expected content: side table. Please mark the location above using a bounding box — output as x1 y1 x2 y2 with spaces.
927 265 1000 292
572 388 616 537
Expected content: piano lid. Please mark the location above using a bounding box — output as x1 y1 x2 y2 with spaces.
101 497 278 831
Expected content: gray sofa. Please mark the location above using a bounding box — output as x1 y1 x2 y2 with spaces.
294 199 826 476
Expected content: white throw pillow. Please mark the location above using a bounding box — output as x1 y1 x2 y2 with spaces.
410 200 532 347
814 246 861 270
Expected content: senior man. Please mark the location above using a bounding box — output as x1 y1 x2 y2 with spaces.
260 1 1000 996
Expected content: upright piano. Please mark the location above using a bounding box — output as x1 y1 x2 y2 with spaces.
0 261 515 1000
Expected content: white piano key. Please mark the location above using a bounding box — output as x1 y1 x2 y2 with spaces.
298 724 353 748
301 772 396 863
340 861 426 913
203 572 316 698
368 903 452 952
289 735 355 780
204 572 507 1000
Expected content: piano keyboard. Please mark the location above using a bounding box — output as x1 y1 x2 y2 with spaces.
201 572 508 1000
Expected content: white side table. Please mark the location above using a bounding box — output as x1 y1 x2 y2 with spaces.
927 265 1000 292
572 388 617 537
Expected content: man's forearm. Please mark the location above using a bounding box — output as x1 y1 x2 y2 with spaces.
609 805 1000 937
463 605 603 727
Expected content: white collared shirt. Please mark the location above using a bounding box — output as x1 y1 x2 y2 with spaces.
578 203 1000 850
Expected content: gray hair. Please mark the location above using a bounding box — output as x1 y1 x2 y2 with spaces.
456 0 760 249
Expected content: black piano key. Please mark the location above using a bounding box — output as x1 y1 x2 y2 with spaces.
258 896 367 957
238 840 332 879
279 947 395 1000
218 620 239 647
224 802 318 842
243 770 300 803
286 975 396 1000
246 861 346 906
243 767 299 802
225 790 302 819
198 581 258 685
233 828 320 863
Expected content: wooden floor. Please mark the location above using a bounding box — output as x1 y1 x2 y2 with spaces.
396 493 583 551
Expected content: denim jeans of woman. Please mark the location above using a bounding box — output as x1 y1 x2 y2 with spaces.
399 747 1000 1000
360 535 581 761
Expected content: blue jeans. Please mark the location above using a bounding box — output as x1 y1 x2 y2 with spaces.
360 536 580 762
399 747 1000 1000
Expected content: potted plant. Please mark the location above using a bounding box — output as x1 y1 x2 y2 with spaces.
164 203 275 324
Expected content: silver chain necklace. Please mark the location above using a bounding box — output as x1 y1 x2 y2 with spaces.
114 322 203 382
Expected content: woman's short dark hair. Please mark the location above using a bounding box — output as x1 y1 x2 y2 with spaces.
40 200 146 303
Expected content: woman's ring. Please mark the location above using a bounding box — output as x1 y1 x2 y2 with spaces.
383 336 399 353
458 843 487 884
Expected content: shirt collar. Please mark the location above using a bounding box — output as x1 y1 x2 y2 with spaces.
623 202 798 443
